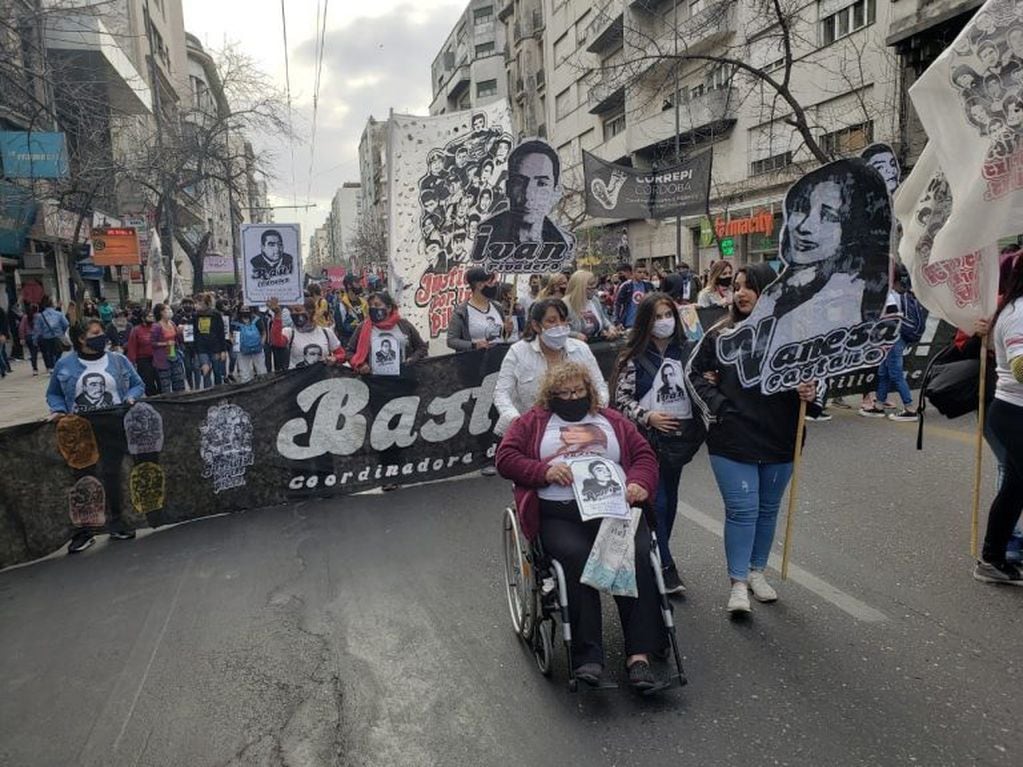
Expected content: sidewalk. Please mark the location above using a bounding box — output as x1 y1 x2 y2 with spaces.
0 357 52 428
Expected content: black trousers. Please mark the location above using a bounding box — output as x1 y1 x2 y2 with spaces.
539 499 664 667
136 357 160 396
982 398 1023 563
272 346 290 373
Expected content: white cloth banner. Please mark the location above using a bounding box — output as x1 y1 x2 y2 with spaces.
895 143 1000 330
387 102 514 340
908 0 1023 266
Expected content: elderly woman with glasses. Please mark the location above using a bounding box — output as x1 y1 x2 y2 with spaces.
496 361 663 690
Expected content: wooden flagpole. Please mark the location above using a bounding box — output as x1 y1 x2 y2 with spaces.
781 399 808 580
970 334 989 559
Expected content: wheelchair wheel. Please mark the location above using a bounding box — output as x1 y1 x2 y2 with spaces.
502 507 535 639
534 619 554 676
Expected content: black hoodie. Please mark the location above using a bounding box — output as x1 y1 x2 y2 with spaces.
193 309 226 355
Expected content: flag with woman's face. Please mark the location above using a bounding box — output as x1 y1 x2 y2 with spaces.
715 158 897 395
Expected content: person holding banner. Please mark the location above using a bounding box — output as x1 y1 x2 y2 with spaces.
612 293 706 595
975 256 1023 585
347 290 428 377
686 264 821 615
446 267 508 352
493 298 607 436
495 361 663 689
269 297 345 370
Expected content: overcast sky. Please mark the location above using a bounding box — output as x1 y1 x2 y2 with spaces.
181 0 464 241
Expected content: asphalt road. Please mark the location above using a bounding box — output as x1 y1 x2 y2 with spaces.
1 409 1020 767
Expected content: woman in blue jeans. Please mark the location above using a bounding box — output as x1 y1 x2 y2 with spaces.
612 292 705 596
687 264 821 615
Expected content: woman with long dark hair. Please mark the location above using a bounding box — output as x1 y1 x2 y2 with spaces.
748 160 891 383
687 264 821 614
611 293 705 594
974 255 1023 584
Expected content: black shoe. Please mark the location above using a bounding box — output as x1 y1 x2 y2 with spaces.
573 663 603 687
973 559 1023 585
662 565 686 595
627 660 657 691
109 529 136 541
68 534 95 554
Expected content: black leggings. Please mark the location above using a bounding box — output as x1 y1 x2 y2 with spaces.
982 398 1023 563
539 499 664 667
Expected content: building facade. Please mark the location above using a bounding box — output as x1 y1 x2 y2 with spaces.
330 182 362 267
499 0 548 139
504 0 902 273
429 1 509 115
358 116 389 262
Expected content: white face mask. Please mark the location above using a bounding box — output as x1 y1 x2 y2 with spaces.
541 324 570 350
652 317 676 339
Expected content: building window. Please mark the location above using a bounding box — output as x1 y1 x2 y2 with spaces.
750 151 793 176
820 0 876 46
475 41 494 57
576 10 590 45
555 86 574 120
603 110 626 141
820 120 873 155
474 6 493 25
477 79 498 98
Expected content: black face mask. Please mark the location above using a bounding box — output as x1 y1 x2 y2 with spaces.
292 313 310 329
369 307 389 323
717 277 732 287
481 284 498 299
549 396 591 422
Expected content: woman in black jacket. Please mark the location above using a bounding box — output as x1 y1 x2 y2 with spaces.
611 292 705 595
686 263 820 615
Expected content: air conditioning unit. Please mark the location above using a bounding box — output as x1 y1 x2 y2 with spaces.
22 253 46 270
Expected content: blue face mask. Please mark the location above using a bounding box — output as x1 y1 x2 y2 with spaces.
85 336 107 353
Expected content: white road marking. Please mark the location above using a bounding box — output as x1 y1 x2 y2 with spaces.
677 500 888 623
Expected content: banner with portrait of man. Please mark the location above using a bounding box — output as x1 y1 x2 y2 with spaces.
387 102 515 339
715 158 899 395
240 223 303 307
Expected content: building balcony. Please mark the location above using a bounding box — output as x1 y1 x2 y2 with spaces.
630 87 737 156
43 14 151 115
587 4 625 53
678 0 736 55
513 8 545 42
446 64 471 99
585 69 628 114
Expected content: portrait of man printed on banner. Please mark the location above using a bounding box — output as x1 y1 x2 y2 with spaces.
469 139 576 272
249 228 295 280
717 158 893 393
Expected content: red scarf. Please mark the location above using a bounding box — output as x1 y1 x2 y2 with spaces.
350 310 401 368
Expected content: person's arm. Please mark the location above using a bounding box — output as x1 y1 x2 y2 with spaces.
613 282 629 324
120 355 146 401
580 345 609 407
402 320 428 364
58 313 69 333
125 327 138 363
613 359 649 426
325 329 346 363
495 414 549 487
619 417 659 501
493 344 523 435
446 307 474 352
1005 314 1023 382
685 332 731 424
45 370 68 414
212 314 227 354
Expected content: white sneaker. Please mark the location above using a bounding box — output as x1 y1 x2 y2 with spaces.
748 570 778 602
727 582 751 614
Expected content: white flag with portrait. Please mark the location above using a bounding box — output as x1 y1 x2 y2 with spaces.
907 0 1023 267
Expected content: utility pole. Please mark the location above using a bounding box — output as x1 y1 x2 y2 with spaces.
673 0 682 270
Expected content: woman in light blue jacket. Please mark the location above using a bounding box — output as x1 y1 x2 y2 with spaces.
46 319 145 554
33 295 69 372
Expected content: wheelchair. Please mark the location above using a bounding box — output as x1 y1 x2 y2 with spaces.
501 506 687 694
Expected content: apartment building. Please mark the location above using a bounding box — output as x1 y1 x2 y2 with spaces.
358 117 389 256
330 182 362 266
429 1 509 115
499 0 549 139
519 0 902 272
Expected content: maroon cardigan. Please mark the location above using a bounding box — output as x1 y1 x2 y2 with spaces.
495 406 659 542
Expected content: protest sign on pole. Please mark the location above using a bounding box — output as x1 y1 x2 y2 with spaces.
711 157 895 578
387 102 515 339
240 224 303 307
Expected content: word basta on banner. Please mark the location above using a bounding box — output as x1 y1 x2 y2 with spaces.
582 150 712 220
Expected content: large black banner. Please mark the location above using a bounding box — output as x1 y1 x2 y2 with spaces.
583 150 711 219
0 327 953 569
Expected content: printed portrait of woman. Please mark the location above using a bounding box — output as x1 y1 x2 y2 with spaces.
743 158 892 376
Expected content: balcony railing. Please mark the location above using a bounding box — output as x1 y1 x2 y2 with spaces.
586 3 625 53
632 87 737 150
584 68 627 114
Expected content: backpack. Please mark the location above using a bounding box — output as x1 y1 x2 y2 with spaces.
238 322 263 355
900 292 929 344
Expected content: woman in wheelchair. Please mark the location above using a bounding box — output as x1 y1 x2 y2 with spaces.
496 361 665 690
